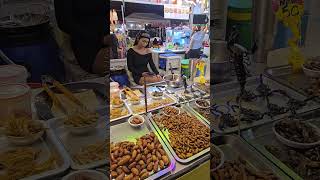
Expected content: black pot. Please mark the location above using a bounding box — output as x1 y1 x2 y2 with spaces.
0 16 50 47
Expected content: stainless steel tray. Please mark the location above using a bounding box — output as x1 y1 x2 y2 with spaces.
110 102 133 122
265 65 314 99
148 105 210 164
110 116 176 180
186 101 211 125
212 135 290 180
0 121 70 180
125 92 177 115
172 86 209 104
212 75 320 134
34 82 107 120
48 115 108 170
243 118 320 180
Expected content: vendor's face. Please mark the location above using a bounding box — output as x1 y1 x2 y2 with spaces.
138 38 149 48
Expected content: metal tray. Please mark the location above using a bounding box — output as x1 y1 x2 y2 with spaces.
212 75 320 134
243 120 313 180
212 135 290 180
172 86 209 104
110 116 176 180
0 121 70 180
125 92 177 115
265 65 314 98
186 101 211 125
34 82 107 120
110 103 133 122
48 115 108 170
148 105 210 164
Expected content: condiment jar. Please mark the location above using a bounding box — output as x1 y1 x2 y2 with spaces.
0 83 32 121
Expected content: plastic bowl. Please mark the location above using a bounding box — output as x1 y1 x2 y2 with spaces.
128 114 145 128
6 120 45 145
273 119 320 149
163 106 181 117
211 144 225 172
62 170 108 180
65 121 98 135
302 64 320 77
195 99 210 109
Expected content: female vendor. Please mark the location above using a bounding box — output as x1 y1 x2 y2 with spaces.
127 31 162 85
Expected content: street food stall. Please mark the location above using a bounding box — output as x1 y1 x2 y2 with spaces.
211 0 320 179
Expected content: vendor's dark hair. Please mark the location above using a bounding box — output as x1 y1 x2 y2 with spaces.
134 30 151 48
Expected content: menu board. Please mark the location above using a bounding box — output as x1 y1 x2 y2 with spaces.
164 4 190 20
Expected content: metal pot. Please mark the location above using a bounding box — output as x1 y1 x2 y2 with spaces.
163 74 183 88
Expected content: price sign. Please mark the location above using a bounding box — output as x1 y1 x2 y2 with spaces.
272 0 305 72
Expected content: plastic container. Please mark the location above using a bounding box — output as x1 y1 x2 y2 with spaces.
0 83 31 121
0 65 28 84
227 0 252 49
181 59 190 78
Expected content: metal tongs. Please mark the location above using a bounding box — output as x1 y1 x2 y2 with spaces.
41 75 88 115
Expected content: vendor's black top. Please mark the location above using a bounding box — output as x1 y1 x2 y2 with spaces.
127 48 159 84
54 0 108 73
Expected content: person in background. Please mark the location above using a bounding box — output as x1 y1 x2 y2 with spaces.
54 0 108 76
127 31 162 85
186 25 205 59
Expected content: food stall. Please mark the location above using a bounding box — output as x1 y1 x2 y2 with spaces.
211 0 320 179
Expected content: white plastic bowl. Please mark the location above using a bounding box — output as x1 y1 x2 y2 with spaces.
302 64 320 77
6 120 45 146
128 114 145 128
163 106 181 117
65 121 98 135
211 144 225 172
62 170 108 180
195 99 210 109
273 119 320 149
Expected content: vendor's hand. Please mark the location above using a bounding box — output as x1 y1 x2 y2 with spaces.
142 72 151 77
185 48 190 54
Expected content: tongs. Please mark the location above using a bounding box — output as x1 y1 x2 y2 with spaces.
42 75 88 114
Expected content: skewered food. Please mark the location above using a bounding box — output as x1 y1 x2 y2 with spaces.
123 87 140 101
0 147 56 180
153 111 210 159
110 132 170 179
211 157 278 180
5 116 44 137
274 119 320 144
65 111 99 127
73 140 109 165
305 78 320 97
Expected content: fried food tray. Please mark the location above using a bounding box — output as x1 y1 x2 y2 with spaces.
212 135 290 180
243 120 315 180
0 121 70 180
125 92 177 115
110 116 176 180
110 102 133 122
148 105 210 164
212 75 320 134
48 115 108 170
186 101 211 125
